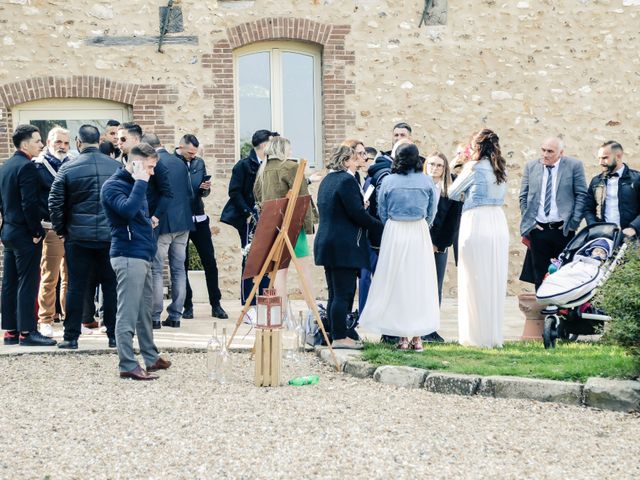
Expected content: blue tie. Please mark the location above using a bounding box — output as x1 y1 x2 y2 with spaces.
543 165 554 217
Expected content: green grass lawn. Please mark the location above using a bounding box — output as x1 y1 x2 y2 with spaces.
362 341 638 382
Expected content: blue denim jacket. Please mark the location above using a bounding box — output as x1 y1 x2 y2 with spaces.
449 158 506 212
377 172 437 225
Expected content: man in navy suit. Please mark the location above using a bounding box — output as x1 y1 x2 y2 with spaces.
0 124 56 346
519 137 588 289
142 133 194 329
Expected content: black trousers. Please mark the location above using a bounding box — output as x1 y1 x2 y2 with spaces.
184 217 221 309
238 223 269 305
1 238 42 332
63 242 117 341
324 267 358 341
529 225 575 289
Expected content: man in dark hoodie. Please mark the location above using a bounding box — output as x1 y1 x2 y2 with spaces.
101 143 171 380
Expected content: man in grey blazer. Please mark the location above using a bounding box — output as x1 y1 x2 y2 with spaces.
519 137 588 289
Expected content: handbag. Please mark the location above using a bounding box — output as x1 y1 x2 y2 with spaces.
305 304 360 346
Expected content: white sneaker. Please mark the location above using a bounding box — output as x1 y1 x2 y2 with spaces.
243 307 257 326
81 325 94 335
39 323 54 338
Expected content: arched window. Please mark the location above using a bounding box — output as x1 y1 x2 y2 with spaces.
235 42 322 166
12 99 132 155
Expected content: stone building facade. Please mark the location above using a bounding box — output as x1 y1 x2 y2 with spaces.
1 0 639 299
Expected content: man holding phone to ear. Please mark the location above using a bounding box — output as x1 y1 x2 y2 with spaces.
101 142 171 380
175 134 228 320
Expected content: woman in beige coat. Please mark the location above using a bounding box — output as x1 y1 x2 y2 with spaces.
254 136 319 319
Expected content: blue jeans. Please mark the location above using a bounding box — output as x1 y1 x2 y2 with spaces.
152 231 189 322
358 248 379 311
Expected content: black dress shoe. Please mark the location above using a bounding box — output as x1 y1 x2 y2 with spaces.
161 318 180 328
57 339 78 349
422 332 445 343
182 308 194 319
19 331 57 347
152 320 161 330
211 304 228 319
381 335 400 345
108 337 117 348
3 331 19 345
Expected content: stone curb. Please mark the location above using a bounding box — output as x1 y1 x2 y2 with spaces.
313 348 640 413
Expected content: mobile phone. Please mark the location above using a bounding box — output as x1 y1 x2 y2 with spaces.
132 160 142 174
203 175 212 182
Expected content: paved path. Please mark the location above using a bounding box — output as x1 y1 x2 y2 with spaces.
0 297 525 355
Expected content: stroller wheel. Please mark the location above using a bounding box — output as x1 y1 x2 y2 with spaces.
543 315 559 349
556 319 580 342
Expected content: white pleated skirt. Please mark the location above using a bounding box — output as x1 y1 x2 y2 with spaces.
359 219 440 337
457 206 509 348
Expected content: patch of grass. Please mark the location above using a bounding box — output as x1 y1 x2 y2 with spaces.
362 341 638 382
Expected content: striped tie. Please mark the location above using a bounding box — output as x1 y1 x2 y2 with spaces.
543 165 554 217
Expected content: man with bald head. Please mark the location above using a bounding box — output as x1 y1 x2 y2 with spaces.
519 137 588 289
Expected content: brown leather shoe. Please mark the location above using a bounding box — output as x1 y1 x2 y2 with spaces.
119 365 158 381
146 357 172 372
83 321 100 329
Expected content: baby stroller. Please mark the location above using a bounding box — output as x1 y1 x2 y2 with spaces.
535 223 628 349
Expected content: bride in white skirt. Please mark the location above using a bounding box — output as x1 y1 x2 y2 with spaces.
359 143 440 351
449 129 509 348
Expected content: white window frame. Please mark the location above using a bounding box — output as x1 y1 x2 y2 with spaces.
234 41 322 167
12 98 132 152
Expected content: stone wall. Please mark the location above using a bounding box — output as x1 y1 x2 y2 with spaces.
1 0 639 301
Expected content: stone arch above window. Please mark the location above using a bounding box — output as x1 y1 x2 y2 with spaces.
201 17 356 173
0 76 179 160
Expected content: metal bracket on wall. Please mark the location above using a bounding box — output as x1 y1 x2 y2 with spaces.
158 0 175 53
419 0 435 28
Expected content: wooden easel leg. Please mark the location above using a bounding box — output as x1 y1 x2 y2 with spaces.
228 234 285 348
283 234 341 372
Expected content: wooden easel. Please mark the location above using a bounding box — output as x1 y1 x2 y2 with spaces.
227 159 340 371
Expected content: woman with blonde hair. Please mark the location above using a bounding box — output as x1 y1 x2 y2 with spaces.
253 136 317 316
423 151 463 342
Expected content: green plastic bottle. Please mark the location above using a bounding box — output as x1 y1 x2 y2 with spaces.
288 375 319 386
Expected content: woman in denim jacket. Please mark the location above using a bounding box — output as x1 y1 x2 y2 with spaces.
449 128 509 348
359 143 440 351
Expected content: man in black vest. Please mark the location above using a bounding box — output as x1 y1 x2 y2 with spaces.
0 124 55 346
584 140 640 237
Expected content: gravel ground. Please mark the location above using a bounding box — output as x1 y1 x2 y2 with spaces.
0 352 639 480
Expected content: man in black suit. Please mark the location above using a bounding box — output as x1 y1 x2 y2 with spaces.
584 141 640 238
220 129 276 309
0 124 56 346
142 133 193 329
49 125 120 349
